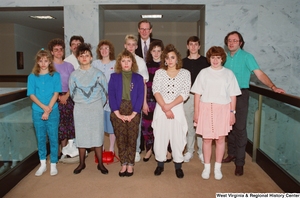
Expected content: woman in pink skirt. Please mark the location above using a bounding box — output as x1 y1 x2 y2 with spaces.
191 46 241 180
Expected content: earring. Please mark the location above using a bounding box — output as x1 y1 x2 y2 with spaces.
165 62 168 66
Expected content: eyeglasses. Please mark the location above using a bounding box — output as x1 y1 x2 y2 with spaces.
71 43 81 47
139 28 150 32
228 39 240 43
100 47 109 51
53 48 63 52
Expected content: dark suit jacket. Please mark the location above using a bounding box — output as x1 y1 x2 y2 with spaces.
135 37 160 59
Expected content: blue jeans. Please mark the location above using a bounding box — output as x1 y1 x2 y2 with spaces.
32 108 59 163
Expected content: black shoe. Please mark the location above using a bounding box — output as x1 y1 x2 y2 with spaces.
143 155 152 162
154 167 164 176
165 157 173 163
235 165 244 176
175 168 184 178
73 164 86 174
126 171 134 177
97 164 108 175
119 171 127 177
222 155 236 163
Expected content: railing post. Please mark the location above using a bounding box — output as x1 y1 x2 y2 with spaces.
252 94 263 162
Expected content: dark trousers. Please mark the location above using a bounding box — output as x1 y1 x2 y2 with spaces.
227 89 249 166
111 100 140 165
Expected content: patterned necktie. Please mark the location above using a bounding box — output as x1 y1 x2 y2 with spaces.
143 41 147 61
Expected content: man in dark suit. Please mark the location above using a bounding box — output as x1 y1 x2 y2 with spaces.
134 20 161 157
135 19 160 60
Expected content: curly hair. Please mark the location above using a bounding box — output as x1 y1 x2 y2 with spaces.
76 43 93 58
145 40 164 63
47 38 65 51
206 46 227 65
32 50 56 76
114 49 138 73
96 40 115 60
160 44 182 70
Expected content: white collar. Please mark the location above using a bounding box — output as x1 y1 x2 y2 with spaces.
141 38 150 46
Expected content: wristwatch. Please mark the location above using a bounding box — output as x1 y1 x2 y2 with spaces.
230 110 236 114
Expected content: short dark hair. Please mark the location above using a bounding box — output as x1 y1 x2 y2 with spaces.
224 31 245 49
48 38 65 51
186 36 200 56
69 35 84 46
160 44 182 70
206 46 227 65
186 36 200 45
76 43 93 58
138 19 153 29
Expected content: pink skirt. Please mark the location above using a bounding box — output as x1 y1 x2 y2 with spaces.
195 101 232 139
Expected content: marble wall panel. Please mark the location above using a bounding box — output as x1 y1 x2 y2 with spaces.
0 98 37 161
64 4 100 57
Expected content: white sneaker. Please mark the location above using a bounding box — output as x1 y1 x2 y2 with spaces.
35 165 46 176
135 152 140 162
183 152 193 162
198 153 204 164
202 163 211 179
214 162 223 180
50 163 58 176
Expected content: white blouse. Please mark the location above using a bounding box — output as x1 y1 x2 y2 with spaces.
152 68 191 101
191 67 241 104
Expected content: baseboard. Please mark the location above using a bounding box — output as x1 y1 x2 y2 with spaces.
256 149 300 192
0 151 39 197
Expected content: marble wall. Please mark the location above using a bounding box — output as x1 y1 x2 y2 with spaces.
0 0 299 96
0 0 299 184
0 97 37 162
247 92 300 182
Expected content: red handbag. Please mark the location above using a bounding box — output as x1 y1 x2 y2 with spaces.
102 151 114 163
95 151 119 164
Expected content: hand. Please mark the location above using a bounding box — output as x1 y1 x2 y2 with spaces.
193 112 199 124
118 114 127 123
165 110 174 119
59 94 68 105
126 113 136 122
142 103 149 115
42 105 52 114
272 86 285 94
41 112 49 120
229 113 236 126
114 111 126 123
162 103 172 113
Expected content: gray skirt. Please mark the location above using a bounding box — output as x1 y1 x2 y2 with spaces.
74 100 104 148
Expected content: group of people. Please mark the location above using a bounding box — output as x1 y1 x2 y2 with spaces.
27 19 285 180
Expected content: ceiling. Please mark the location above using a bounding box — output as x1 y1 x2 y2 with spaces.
0 5 203 35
